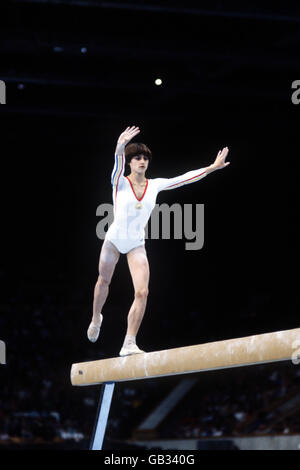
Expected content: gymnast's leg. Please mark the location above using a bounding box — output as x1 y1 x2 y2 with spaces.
120 245 149 356
87 238 120 342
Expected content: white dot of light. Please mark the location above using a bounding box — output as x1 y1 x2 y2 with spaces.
155 78 162 86
81 47 87 54
17 83 25 90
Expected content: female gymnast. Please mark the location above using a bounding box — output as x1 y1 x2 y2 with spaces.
88 126 230 356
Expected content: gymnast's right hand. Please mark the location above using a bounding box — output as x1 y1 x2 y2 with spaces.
115 126 140 154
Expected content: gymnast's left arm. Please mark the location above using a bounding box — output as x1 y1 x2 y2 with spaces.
156 147 230 192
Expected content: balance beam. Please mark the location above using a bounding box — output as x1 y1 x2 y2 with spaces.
71 327 300 386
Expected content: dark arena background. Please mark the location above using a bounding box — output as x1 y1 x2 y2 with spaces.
0 0 300 454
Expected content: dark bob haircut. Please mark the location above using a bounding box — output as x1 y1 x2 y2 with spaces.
125 142 152 165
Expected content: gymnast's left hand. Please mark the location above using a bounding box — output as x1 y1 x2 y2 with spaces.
211 147 230 170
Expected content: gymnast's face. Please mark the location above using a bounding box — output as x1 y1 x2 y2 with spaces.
129 154 149 175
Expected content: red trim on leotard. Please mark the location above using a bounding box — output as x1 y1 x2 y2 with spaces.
126 177 148 201
165 170 207 189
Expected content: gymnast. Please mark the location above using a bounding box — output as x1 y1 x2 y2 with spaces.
88 126 230 356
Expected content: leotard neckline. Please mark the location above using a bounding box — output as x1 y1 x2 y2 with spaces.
126 176 149 202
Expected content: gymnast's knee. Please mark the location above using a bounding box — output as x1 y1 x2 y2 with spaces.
134 287 149 300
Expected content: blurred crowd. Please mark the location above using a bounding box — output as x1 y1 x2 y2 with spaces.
159 365 300 439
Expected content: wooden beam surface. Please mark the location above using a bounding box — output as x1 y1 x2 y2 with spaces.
71 328 300 386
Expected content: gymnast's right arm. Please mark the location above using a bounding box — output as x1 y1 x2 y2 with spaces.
111 126 141 185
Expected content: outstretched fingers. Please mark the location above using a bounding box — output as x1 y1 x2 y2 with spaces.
121 126 140 142
220 147 230 166
117 126 140 147
214 146 230 169
124 125 139 133
218 147 229 160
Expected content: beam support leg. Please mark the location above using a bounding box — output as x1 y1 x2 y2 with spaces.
90 382 115 450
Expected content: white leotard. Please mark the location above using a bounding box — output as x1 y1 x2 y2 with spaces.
105 151 207 253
